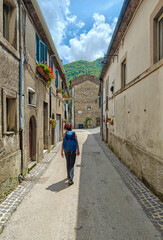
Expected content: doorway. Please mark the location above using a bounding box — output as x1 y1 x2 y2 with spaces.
29 116 36 162
43 102 48 149
56 114 61 143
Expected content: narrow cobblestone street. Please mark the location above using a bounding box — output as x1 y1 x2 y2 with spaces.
0 128 162 240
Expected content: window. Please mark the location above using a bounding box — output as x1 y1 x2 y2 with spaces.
87 106 91 111
151 2 163 63
36 33 47 63
3 3 10 41
121 59 126 87
106 96 108 110
28 88 36 106
3 1 17 48
6 97 16 132
158 14 163 60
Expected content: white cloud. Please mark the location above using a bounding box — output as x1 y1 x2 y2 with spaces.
37 0 117 63
38 0 84 47
59 14 117 63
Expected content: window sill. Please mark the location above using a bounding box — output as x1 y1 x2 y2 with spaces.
0 33 19 59
28 104 36 108
5 131 15 135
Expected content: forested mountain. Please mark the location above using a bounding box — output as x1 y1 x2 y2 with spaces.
64 58 103 83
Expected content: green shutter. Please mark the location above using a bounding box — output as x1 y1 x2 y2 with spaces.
50 58 53 70
55 69 58 88
45 45 47 62
99 96 101 108
40 41 45 62
62 81 64 91
36 33 40 62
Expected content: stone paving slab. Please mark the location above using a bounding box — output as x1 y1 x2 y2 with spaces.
0 143 61 234
94 133 163 236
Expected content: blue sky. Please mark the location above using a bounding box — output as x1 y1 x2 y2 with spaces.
37 0 124 64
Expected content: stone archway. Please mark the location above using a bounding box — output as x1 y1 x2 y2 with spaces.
29 115 36 162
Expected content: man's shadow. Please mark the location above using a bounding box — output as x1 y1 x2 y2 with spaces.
46 178 69 192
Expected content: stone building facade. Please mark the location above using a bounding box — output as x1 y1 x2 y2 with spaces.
0 0 68 201
71 74 100 129
99 0 163 199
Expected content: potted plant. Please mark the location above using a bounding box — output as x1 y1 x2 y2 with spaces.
56 88 64 94
36 62 55 87
108 119 114 125
63 93 69 98
49 118 56 128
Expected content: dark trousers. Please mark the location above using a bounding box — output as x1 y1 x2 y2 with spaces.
64 150 76 180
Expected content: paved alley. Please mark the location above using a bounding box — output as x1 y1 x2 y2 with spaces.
0 128 162 240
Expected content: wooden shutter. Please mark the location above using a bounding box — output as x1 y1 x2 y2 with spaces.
55 69 58 88
45 45 47 62
50 58 53 70
36 33 40 62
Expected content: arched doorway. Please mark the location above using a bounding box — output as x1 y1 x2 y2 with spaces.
29 116 36 162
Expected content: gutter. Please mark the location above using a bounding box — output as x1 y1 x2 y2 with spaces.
106 0 130 56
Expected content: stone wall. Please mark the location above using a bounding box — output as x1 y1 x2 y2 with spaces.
72 75 100 129
0 19 21 199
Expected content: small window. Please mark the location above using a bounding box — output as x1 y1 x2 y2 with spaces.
28 88 36 106
6 97 16 132
87 106 91 111
121 59 126 87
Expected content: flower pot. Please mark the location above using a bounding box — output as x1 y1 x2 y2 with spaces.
37 66 50 81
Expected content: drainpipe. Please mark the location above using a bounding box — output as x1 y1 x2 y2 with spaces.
19 0 23 176
49 54 55 119
100 78 104 140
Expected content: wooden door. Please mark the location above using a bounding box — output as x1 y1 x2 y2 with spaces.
29 119 32 162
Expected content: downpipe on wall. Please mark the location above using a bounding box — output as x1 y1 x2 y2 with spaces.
18 0 24 182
